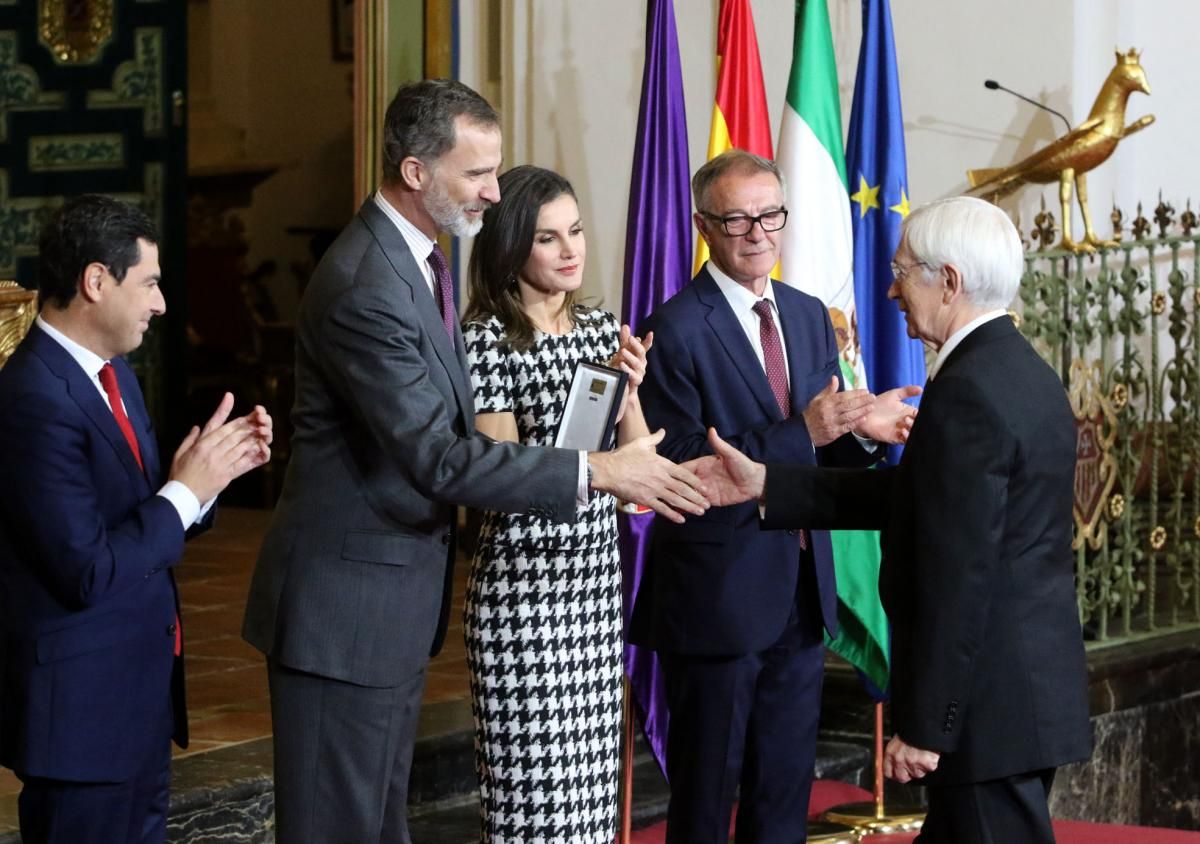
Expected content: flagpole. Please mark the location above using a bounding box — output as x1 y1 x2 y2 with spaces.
874 702 885 817
820 700 924 836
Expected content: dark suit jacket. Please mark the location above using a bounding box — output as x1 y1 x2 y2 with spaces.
0 324 189 781
631 268 872 656
763 316 1092 784
242 198 578 688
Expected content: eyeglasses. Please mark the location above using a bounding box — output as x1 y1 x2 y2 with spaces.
700 208 788 236
889 260 935 280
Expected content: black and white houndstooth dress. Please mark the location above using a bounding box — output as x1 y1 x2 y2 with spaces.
462 307 622 844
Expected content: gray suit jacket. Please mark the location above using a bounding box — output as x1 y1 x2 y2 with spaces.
242 199 577 688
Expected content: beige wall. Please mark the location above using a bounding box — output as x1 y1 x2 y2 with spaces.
458 0 1196 313
198 0 1197 319
202 0 355 317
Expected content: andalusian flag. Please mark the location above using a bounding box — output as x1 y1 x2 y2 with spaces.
777 0 887 695
776 0 860 385
694 0 773 273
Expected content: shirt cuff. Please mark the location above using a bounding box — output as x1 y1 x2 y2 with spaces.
577 451 590 508
853 431 879 452
158 480 203 529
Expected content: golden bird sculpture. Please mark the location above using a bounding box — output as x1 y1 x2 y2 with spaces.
967 48 1155 252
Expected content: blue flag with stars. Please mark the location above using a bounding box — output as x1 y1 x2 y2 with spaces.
847 0 926 469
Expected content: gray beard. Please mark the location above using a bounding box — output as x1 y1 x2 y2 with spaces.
423 182 484 238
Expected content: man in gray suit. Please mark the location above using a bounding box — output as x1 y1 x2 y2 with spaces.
242 79 707 844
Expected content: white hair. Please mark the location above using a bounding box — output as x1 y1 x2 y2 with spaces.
901 196 1024 309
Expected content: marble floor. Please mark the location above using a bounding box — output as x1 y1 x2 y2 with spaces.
0 507 473 799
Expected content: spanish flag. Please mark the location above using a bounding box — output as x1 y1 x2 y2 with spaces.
694 0 774 273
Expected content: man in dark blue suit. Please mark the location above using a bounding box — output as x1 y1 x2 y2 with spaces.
0 195 273 844
633 150 917 844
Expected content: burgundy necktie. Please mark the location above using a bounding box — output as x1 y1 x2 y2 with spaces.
751 301 807 550
100 362 182 655
427 244 457 340
752 300 791 419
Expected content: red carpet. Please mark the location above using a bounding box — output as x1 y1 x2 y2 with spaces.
630 781 1200 843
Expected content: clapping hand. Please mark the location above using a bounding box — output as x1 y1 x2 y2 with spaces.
853 385 922 445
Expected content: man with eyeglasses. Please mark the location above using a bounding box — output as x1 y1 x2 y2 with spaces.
685 196 1092 844
630 149 919 844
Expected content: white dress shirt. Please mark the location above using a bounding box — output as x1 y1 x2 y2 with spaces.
35 315 211 529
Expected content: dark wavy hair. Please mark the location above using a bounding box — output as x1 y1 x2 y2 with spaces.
381 79 499 182
463 165 586 352
37 194 158 309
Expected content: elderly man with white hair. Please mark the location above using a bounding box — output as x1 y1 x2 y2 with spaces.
686 195 1093 843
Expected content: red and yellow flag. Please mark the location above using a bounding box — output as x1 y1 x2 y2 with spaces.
695 0 774 272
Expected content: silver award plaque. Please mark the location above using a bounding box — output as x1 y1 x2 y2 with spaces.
554 362 628 451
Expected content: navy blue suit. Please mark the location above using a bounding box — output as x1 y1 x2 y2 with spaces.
0 323 191 842
632 268 874 844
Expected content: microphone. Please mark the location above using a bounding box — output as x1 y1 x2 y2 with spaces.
984 79 1072 135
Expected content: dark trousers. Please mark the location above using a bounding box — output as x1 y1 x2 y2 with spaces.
660 594 825 844
267 658 427 844
16 701 173 844
917 769 1057 844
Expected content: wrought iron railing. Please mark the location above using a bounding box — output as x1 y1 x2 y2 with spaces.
1018 200 1200 644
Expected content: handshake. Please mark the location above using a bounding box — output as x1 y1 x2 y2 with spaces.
590 384 920 520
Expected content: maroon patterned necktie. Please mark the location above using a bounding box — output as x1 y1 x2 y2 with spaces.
427 244 457 340
752 300 807 549
752 299 791 418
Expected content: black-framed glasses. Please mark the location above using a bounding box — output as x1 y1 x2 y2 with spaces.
700 207 788 236
889 260 935 281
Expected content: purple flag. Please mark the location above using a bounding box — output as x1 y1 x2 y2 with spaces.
620 0 690 779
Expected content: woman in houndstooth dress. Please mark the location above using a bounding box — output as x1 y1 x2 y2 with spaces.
460 165 652 843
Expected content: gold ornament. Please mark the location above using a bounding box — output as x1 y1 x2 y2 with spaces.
1149 525 1167 550
1110 382 1128 410
1108 494 1125 520
966 49 1155 252
1151 292 1167 315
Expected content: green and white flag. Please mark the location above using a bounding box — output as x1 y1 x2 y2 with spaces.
776 0 889 693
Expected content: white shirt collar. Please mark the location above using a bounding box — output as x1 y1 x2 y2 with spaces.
927 310 1008 380
373 190 435 267
706 260 779 315
35 314 107 380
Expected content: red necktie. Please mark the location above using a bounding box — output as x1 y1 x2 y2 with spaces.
98 362 143 471
99 362 182 655
751 301 807 550
427 244 457 340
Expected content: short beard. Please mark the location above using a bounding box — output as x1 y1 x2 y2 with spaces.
423 175 486 238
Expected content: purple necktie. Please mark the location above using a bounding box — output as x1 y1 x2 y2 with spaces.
752 300 807 550
752 299 791 419
427 244 456 340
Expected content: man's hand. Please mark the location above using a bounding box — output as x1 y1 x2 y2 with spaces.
169 393 274 502
588 429 708 523
853 385 922 445
802 376 874 447
681 428 765 507
882 735 940 784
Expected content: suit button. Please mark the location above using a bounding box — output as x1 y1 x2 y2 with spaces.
167 624 177 636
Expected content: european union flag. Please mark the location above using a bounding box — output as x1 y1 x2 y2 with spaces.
846 0 926 468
